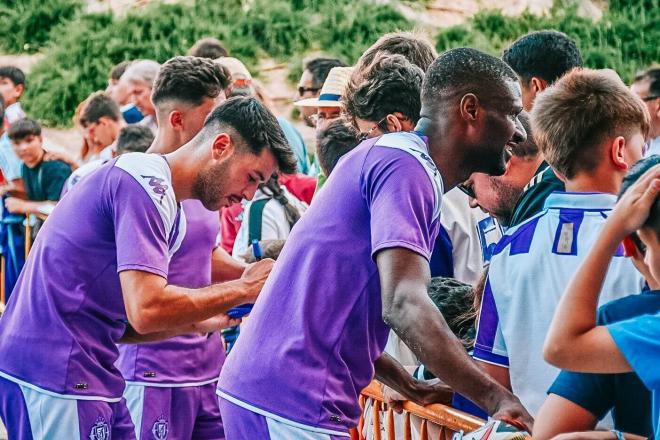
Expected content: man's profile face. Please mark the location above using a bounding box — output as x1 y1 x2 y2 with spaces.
462 172 523 224
632 79 660 136
194 141 278 211
298 69 320 126
474 79 526 176
315 106 342 134
84 117 118 148
128 81 156 117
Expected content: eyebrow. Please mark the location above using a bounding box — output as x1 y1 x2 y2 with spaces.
257 172 265 182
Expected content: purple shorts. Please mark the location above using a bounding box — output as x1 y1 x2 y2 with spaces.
0 373 135 439
218 394 349 439
124 381 223 440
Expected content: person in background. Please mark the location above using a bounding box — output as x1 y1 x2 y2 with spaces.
62 125 154 195
5 119 71 215
297 57 346 128
79 92 125 163
121 59 161 133
353 31 437 75
188 37 229 59
501 30 583 226
232 173 308 262
0 66 26 127
0 95 24 197
474 69 649 417
543 157 660 440
631 67 660 157
106 61 144 124
295 66 354 191
315 118 360 177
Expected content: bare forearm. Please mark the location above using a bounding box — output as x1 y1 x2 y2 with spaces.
119 323 198 343
386 294 508 414
211 247 246 282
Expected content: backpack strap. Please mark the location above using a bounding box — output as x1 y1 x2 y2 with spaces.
248 199 270 242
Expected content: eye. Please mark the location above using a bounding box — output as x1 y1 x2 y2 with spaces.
248 175 256 183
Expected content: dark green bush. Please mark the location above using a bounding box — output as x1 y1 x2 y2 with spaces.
23 0 413 126
436 0 660 83
0 0 82 53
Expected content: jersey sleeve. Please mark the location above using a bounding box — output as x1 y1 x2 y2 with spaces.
111 170 172 279
607 313 660 391
361 146 440 260
474 277 510 367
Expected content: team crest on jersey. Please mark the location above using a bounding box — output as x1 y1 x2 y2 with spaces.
152 416 169 440
141 175 169 204
89 417 109 440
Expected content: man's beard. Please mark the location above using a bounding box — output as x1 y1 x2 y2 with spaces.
490 177 524 226
192 159 232 211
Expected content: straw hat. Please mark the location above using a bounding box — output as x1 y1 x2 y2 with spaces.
294 66 353 108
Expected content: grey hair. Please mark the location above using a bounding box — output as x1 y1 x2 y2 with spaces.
121 60 161 88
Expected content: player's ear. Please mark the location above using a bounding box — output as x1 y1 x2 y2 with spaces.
211 132 234 160
460 93 479 122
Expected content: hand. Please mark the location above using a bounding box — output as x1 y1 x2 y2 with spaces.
5 197 27 214
194 313 242 334
240 258 274 302
490 394 534 433
606 164 660 237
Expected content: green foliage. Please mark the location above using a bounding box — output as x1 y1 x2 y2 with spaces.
435 0 660 83
0 0 82 53
22 0 413 126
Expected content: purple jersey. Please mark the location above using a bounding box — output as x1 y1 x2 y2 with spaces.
217 132 442 433
0 153 184 401
116 199 224 384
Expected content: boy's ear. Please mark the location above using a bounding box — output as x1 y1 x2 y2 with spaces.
15 83 25 98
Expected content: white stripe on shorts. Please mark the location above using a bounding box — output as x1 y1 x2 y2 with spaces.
20 384 81 439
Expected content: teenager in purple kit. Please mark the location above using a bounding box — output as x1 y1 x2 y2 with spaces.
0 93 296 438
218 48 532 438
116 56 253 440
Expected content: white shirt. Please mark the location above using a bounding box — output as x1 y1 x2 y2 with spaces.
646 136 660 157
232 186 308 261
474 192 645 416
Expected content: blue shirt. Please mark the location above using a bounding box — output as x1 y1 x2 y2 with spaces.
549 292 660 436
608 308 660 439
0 133 23 182
277 117 310 175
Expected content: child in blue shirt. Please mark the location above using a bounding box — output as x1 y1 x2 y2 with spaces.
544 155 660 440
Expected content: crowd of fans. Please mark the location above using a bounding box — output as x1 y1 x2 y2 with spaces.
0 26 659 440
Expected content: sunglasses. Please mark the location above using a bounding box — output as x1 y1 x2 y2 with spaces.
298 86 321 96
642 95 660 102
357 117 389 141
457 182 476 199
623 232 647 257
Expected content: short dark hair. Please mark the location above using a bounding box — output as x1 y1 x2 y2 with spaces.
116 125 154 155
188 37 229 59
152 56 231 107
0 95 5 123
427 277 475 348
306 58 346 89
8 118 41 142
316 118 360 175
503 30 583 85
634 67 660 98
203 96 297 174
619 155 660 237
80 92 121 126
0 66 26 87
510 111 539 159
344 53 424 125
422 47 518 112
356 31 437 73
533 69 649 180
109 61 131 81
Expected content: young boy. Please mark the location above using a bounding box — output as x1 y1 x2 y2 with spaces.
544 157 660 439
474 69 649 416
0 66 26 128
79 92 125 162
5 119 71 215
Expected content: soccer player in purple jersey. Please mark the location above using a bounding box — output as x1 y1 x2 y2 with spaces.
0 92 297 438
116 56 248 440
218 48 532 439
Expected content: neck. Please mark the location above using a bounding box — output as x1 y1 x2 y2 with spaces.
564 169 622 195
26 149 45 168
148 127 184 155
423 117 469 191
163 142 198 202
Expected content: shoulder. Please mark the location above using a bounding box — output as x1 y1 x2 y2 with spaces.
112 153 178 233
492 211 546 259
42 159 72 173
598 292 660 325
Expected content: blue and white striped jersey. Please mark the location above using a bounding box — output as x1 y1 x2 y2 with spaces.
474 192 645 416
